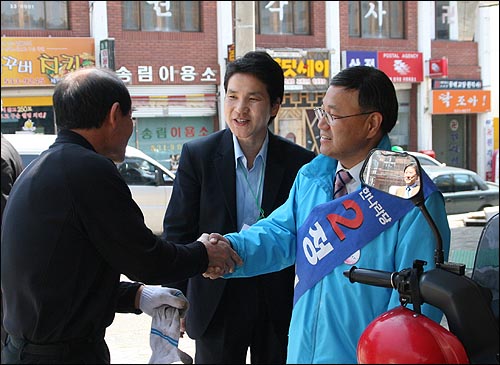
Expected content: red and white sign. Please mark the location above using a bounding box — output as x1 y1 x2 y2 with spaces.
429 57 448 78
378 51 423 83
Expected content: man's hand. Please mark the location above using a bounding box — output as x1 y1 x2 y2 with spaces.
180 318 186 338
139 285 189 317
197 233 242 278
208 232 228 245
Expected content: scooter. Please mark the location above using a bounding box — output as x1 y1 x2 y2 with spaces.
343 149 499 364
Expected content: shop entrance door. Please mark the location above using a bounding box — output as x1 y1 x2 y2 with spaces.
432 114 467 167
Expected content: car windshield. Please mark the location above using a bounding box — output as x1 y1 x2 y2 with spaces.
417 157 437 165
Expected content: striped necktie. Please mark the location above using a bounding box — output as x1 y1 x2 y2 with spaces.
333 169 353 198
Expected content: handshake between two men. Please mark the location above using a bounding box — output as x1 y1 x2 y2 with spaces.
198 233 240 279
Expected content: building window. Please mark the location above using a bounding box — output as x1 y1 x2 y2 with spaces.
435 1 477 41
256 1 310 35
122 1 200 32
1 1 68 30
435 1 450 39
349 1 404 39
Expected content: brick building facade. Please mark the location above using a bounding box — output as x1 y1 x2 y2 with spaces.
1 1 496 175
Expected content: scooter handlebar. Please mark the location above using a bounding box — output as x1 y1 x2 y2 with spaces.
343 266 396 289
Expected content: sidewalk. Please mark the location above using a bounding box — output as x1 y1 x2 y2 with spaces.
105 310 196 364
106 272 197 364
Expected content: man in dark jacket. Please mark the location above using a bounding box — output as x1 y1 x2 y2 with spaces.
1 68 241 364
1 132 24 353
162 51 315 364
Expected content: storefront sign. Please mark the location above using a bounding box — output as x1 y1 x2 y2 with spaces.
132 116 213 169
1 105 55 134
342 50 378 68
432 79 483 90
1 37 95 87
115 65 218 85
428 57 448 78
342 50 423 83
432 89 491 114
266 49 331 92
378 51 423 83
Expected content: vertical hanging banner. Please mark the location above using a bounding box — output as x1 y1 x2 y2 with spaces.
100 38 115 70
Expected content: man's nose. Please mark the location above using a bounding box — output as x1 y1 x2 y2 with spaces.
235 100 249 113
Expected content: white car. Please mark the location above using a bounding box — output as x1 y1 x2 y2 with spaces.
3 133 174 235
407 151 446 167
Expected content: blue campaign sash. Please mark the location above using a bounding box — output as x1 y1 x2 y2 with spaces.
294 172 438 305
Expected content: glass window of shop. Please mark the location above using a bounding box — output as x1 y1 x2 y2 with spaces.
129 116 213 171
435 1 477 41
122 1 200 32
1 1 68 30
256 1 310 35
349 1 404 39
388 90 410 151
432 114 469 168
1 105 56 135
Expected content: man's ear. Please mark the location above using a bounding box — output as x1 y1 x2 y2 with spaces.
270 99 281 118
107 102 121 130
366 111 383 139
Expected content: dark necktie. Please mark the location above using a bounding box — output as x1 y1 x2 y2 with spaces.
333 169 353 198
406 186 411 197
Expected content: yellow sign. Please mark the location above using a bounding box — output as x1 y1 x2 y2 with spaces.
1 37 95 87
267 49 331 92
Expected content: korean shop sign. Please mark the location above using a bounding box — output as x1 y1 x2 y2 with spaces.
342 50 378 69
378 51 423 83
432 90 491 114
1 37 95 87
432 79 482 90
266 49 331 92
133 116 213 169
115 65 218 85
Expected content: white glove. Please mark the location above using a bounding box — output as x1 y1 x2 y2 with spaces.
149 306 193 364
139 286 189 317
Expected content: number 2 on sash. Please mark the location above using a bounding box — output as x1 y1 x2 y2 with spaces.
326 199 363 241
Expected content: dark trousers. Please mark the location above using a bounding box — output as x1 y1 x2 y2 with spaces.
195 319 288 364
1 335 110 364
194 281 289 364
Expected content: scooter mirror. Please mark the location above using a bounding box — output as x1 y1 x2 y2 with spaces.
361 149 447 266
360 149 425 204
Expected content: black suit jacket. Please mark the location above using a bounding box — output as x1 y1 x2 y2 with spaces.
162 129 315 339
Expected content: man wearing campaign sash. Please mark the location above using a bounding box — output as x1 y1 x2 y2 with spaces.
206 66 450 364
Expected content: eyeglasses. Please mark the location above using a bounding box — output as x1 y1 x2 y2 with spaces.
313 107 378 126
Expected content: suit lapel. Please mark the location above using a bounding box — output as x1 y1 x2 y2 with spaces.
214 130 237 230
262 133 286 217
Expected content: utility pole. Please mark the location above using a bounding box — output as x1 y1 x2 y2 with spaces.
234 1 255 58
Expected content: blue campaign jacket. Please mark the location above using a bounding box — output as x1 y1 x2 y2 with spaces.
225 135 451 364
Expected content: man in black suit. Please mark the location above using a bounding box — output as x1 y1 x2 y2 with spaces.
162 51 315 364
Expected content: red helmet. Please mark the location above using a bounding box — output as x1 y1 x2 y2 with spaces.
357 306 469 364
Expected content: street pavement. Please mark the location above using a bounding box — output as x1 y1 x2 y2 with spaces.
105 212 491 364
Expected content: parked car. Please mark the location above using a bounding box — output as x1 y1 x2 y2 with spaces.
407 151 446 167
422 165 499 215
3 133 174 234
